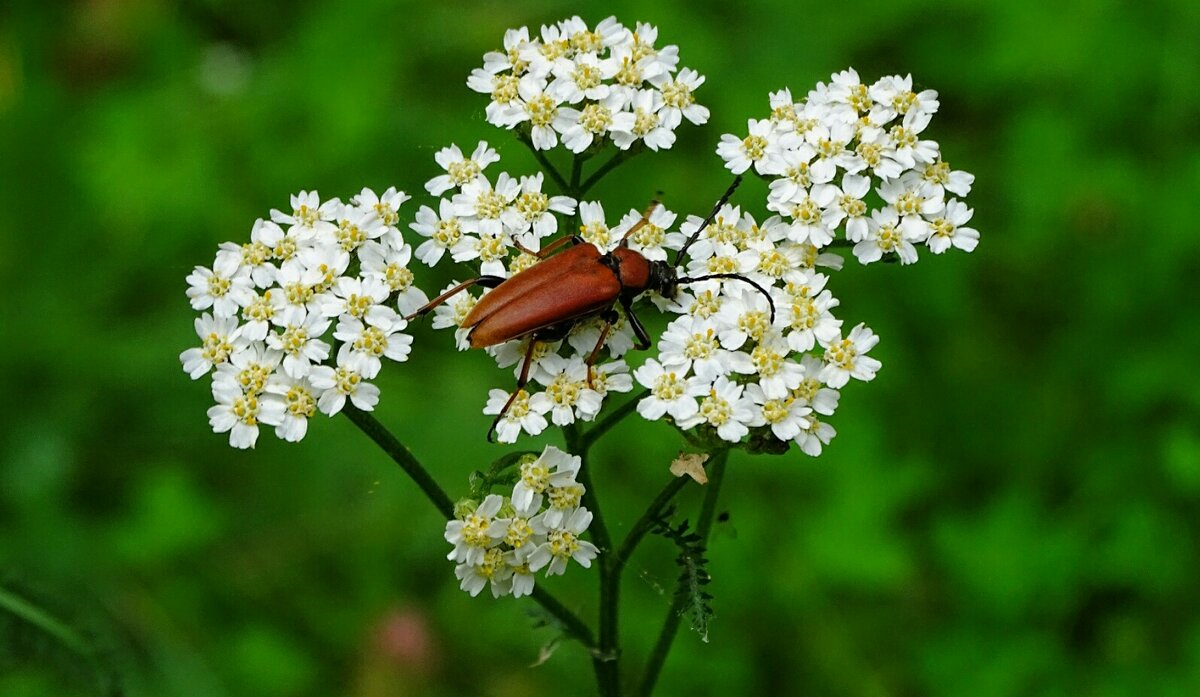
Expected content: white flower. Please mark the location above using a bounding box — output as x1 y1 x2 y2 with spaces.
919 158 974 198
869 74 939 125
453 172 520 237
239 288 287 341
329 204 387 254
659 315 754 383
426 142 500 196
352 186 410 228
512 446 581 512
717 118 792 175
611 89 675 151
181 313 246 379
530 355 602 426
445 494 505 566
926 199 980 254
746 382 812 441
817 174 871 242
634 358 705 421
409 199 466 267
612 204 676 261
793 356 841 416
265 373 319 442
185 253 254 317
820 323 882 388
748 331 805 399
528 507 598 576
501 78 573 150
333 314 412 379
484 389 550 444
713 285 776 350
450 230 512 277
776 274 843 353
207 379 283 449
309 363 379 415
358 240 429 316
548 52 614 103
652 67 708 127
502 173 576 246
455 547 513 598
559 93 624 153
319 276 397 325
266 314 331 378
212 343 281 397
676 376 758 442
269 190 339 239
223 219 279 288
796 416 837 456
577 201 614 250
853 207 925 265
430 281 479 350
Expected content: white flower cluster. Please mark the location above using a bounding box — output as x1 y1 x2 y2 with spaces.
445 446 598 598
633 70 979 455
717 69 978 264
410 144 645 443
467 16 708 153
180 189 427 448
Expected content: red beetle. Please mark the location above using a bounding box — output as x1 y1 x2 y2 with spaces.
407 176 771 441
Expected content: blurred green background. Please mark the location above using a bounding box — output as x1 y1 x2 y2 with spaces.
3 0 1199 695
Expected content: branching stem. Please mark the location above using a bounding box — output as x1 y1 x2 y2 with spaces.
342 406 595 649
637 449 730 697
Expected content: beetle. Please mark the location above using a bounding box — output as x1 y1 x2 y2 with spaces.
406 175 772 441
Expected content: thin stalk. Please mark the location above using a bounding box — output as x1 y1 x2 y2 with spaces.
343 405 454 518
342 406 595 648
518 133 571 193
612 476 691 575
0 585 90 655
579 147 642 196
563 423 619 695
582 390 648 449
637 449 730 697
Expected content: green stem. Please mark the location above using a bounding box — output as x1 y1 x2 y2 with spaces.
518 133 571 194
612 475 691 575
579 146 642 197
637 449 730 697
564 423 620 696
342 406 595 648
343 405 454 518
0 585 90 655
582 390 648 449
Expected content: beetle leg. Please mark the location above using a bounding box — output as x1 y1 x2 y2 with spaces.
583 308 619 388
487 338 538 443
517 234 580 259
621 297 653 351
403 275 504 321
617 199 661 246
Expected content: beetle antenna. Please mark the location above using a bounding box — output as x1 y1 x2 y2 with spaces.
618 197 662 247
677 272 776 324
673 175 743 266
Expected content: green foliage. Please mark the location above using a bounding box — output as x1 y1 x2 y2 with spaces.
651 508 714 642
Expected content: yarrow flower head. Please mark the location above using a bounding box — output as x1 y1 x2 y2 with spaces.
629 68 978 456
181 187 426 448
467 16 708 153
445 446 598 598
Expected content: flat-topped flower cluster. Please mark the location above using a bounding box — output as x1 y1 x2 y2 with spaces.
718 69 978 263
180 188 426 448
445 446 598 597
468 16 709 153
